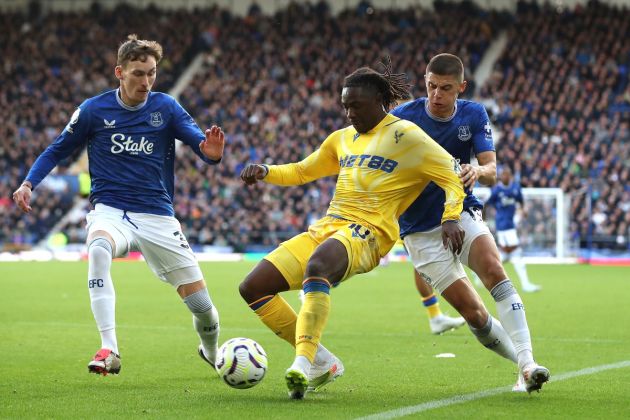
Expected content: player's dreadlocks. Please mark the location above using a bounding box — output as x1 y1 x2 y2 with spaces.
343 57 412 111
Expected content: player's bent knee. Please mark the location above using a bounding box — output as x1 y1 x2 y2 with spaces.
88 236 113 254
481 263 508 286
177 279 206 299
305 257 327 278
238 280 255 303
88 237 113 261
464 308 489 329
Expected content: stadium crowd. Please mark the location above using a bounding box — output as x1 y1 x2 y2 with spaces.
479 0 630 250
2 0 629 253
0 3 218 248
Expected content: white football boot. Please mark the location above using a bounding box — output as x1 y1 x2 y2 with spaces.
308 354 345 392
429 314 466 334
521 363 550 393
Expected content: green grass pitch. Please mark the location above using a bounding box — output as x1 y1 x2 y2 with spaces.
1 261 629 419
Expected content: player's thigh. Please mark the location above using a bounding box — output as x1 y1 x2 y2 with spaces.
403 230 466 295
329 220 380 284
131 213 204 288
240 258 291 303
466 234 507 285
85 204 132 258
264 231 318 291
305 237 349 284
458 209 492 266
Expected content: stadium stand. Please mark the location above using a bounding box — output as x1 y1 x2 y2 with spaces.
3 0 629 254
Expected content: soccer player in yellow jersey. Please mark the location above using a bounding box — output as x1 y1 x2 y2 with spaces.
239 65 467 399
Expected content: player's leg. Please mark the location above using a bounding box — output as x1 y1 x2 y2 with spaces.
176 278 220 368
286 237 349 399
86 229 122 375
239 237 339 386
414 268 465 334
239 257 295 345
84 205 132 375
423 266 518 364
132 212 220 368
466 234 549 391
505 243 541 292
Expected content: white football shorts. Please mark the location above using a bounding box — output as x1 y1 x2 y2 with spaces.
403 209 491 294
496 228 520 248
86 204 203 288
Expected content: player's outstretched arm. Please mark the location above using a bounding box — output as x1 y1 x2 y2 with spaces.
12 181 33 213
240 164 268 185
200 125 225 161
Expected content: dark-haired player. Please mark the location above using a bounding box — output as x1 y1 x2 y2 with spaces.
238 63 509 399
392 53 549 392
12 35 225 376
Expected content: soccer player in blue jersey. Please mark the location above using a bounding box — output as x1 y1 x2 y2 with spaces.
12 35 225 376
391 53 549 393
486 167 541 292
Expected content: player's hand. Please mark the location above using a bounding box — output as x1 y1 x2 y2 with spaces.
240 164 268 185
201 125 225 161
441 220 465 255
12 183 33 213
459 164 479 189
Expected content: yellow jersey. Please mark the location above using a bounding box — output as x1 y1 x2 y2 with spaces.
264 113 465 254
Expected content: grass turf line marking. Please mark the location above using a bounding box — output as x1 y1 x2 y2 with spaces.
355 360 630 420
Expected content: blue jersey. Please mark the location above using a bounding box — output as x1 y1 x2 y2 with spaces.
25 89 218 216
485 182 523 231
391 98 494 236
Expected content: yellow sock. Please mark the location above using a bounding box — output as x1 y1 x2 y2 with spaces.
296 290 331 363
250 295 297 347
422 293 442 319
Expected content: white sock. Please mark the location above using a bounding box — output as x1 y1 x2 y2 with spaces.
184 289 220 362
314 343 333 366
193 308 220 361
291 355 312 373
491 279 534 369
511 248 533 287
469 315 517 363
87 239 118 354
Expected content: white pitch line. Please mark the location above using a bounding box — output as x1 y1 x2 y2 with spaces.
355 360 630 420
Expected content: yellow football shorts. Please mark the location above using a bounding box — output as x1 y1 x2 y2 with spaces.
264 215 381 290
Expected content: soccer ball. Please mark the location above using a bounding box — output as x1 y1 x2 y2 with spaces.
215 337 267 389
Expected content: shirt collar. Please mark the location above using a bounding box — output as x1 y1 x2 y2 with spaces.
116 88 148 111
425 99 457 122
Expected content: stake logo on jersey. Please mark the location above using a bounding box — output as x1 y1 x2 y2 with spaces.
498 192 517 207
25 89 219 216
110 133 154 155
391 98 495 236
